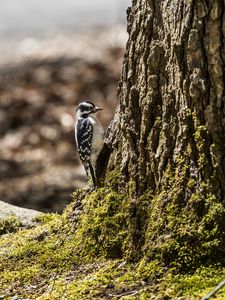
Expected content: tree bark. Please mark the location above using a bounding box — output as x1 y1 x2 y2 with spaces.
102 0 225 267
108 0 225 195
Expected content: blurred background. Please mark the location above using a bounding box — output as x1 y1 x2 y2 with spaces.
0 0 131 212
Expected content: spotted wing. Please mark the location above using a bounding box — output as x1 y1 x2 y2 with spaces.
75 118 93 164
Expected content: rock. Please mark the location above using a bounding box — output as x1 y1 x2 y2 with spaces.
0 200 43 227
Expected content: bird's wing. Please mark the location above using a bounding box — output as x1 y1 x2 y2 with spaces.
75 118 93 164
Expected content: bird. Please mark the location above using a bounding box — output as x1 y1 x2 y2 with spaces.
75 100 104 187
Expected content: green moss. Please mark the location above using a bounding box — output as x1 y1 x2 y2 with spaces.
1 186 225 299
0 212 76 296
1 165 225 299
73 188 128 260
0 215 22 235
143 179 225 271
104 168 122 189
194 125 208 167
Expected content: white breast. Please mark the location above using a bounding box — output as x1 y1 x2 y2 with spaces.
88 116 104 167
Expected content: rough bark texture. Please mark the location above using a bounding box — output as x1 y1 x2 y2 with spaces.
108 0 225 196
103 0 225 267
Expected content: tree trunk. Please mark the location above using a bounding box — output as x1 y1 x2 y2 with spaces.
102 0 225 268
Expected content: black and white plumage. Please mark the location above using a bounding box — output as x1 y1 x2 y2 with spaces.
75 100 104 187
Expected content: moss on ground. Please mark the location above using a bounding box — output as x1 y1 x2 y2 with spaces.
0 215 22 235
1 178 225 299
1 164 225 299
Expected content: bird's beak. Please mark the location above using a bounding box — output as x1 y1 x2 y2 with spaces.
94 107 103 112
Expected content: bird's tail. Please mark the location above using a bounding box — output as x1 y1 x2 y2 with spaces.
84 163 89 177
88 162 97 187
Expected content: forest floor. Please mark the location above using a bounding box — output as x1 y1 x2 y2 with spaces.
1 191 225 300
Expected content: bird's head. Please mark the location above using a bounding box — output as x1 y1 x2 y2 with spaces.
76 100 103 118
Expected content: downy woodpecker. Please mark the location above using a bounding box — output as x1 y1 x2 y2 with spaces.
75 100 104 186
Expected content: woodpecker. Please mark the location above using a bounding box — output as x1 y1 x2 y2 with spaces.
75 100 104 187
